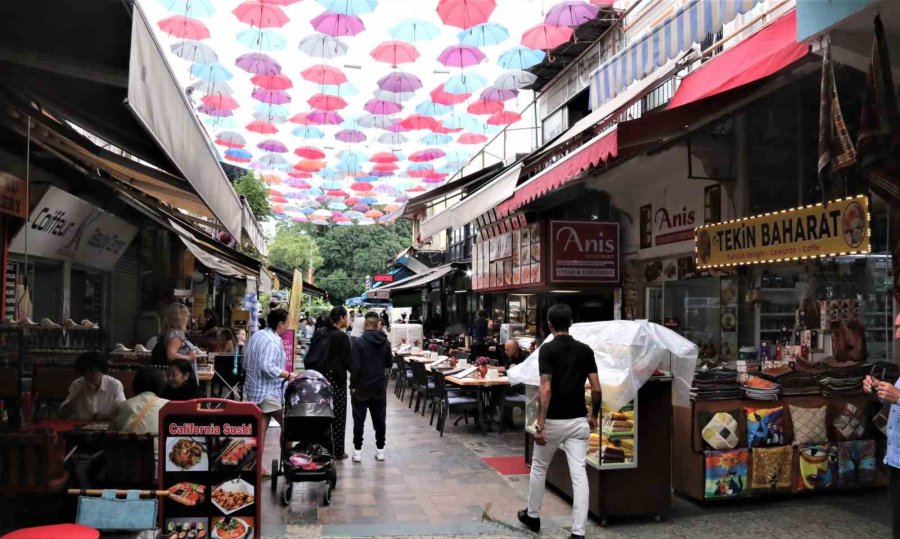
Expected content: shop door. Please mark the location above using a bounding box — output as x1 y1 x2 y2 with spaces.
646 286 663 324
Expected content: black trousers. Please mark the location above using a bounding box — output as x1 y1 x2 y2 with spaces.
351 394 387 450
891 466 900 538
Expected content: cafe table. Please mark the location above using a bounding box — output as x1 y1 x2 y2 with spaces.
445 368 510 433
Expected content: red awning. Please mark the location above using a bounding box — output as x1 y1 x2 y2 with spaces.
668 9 808 109
497 129 617 217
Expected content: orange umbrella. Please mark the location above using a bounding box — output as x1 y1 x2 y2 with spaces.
294 159 326 172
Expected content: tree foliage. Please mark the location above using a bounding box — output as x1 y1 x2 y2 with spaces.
268 221 323 273
233 171 272 222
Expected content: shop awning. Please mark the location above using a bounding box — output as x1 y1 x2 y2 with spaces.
169 220 250 279
497 129 618 218
418 163 523 241
365 264 455 299
667 10 808 109
269 266 327 298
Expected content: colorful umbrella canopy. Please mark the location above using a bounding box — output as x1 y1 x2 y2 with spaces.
351 181 374 191
487 110 521 125
335 129 366 143
252 89 291 104
545 0 600 27
307 110 343 124
498 45 545 69
295 146 326 159
370 152 398 163
400 114 440 130
160 0 217 18
409 149 446 162
224 148 252 161
297 33 349 58
215 131 246 147
292 125 325 139
316 0 378 16
158 15 210 40
421 133 453 146
356 114 395 128
257 138 288 152
415 101 452 117
430 84 470 105
444 73 487 94
364 99 403 115
377 133 408 145
202 94 240 110
307 93 348 110
493 69 537 89
236 28 287 50
301 64 348 86
295 159 327 172
437 44 486 68
437 0 497 30
467 99 503 115
370 41 420 67
190 62 233 81
251 73 292 89
235 52 281 74
377 71 423 93
171 40 218 63
389 18 440 42
458 133 488 144
480 86 518 102
373 89 416 102
188 79 234 95
311 12 366 37
521 23 572 50
232 2 290 28
458 22 509 47
246 120 279 133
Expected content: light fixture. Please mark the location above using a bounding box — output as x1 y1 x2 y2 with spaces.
465 270 473 277
550 290 580 294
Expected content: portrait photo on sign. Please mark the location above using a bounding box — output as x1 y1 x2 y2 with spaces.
842 202 866 248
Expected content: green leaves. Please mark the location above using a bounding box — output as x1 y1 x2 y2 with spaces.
233 171 273 222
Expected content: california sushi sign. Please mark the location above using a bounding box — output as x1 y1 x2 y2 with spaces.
695 196 870 269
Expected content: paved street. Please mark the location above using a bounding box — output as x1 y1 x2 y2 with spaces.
259 390 893 538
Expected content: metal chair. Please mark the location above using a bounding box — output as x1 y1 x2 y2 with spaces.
432 371 479 437
498 387 528 433
410 361 435 416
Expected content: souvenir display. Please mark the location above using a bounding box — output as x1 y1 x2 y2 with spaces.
797 443 838 491
704 449 748 499
745 407 784 447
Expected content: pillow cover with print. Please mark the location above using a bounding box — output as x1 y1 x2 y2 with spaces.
790 405 827 445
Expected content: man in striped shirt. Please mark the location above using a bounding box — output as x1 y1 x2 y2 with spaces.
244 308 296 476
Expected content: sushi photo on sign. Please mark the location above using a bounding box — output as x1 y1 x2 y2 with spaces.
211 437 258 472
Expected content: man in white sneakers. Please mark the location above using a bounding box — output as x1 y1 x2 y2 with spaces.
349 312 393 462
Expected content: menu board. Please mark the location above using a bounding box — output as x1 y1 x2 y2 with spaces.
281 329 295 372
159 400 263 539
474 222 542 291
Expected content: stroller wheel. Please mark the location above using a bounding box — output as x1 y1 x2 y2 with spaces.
329 468 338 490
270 459 279 494
281 484 293 506
323 483 332 506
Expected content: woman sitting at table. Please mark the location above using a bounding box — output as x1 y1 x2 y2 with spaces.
206 329 236 354
162 359 199 401
110 367 169 434
59 351 126 420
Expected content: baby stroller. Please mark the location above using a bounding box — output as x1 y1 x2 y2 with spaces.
271 370 338 506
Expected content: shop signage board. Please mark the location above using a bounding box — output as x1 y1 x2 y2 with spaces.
0 173 27 219
159 399 263 539
473 222 542 291
695 195 870 269
549 221 620 284
635 179 720 260
287 268 303 330
373 274 393 283
281 329 295 372
9 186 138 271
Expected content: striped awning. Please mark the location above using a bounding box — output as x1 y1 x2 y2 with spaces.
589 0 763 109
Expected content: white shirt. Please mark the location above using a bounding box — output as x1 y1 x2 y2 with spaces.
110 391 169 434
60 375 126 420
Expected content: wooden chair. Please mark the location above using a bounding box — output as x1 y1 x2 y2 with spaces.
0 430 69 496
0 368 19 400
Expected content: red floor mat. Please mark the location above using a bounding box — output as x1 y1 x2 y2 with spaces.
483 455 531 475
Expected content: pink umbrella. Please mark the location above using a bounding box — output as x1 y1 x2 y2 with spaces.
258 139 288 152
260 0 302 5
432 124 463 134
423 174 448 184
289 112 315 124
480 86 518 102
384 121 411 133
201 95 240 110
521 23 573 50
467 100 503 115
378 71 423 93
458 133 488 144
236 52 282 74
545 1 600 27
307 93 347 110
246 120 279 134
301 64 347 86
307 110 343 125
430 84 470 105
311 12 365 37
292 215 309 223
364 99 402 115
370 152 398 163
198 105 233 117
373 163 399 172
407 185 427 193
408 168 435 178
233 1 290 28
335 129 366 143
327 189 349 198
295 146 326 159
251 73 293 90
351 181 374 191
158 15 210 40
288 178 313 189
437 45 485 68
409 149 446 162
400 115 440 130
252 89 291 104
371 41 420 67
437 0 496 30
288 170 313 178
487 110 522 125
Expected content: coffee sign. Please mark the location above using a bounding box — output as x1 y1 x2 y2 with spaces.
695 195 870 269
549 221 620 284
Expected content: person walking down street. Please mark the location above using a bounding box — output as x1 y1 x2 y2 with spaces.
518 304 601 539
350 311 393 463
865 374 900 537
244 308 297 477
380 310 391 332
315 306 352 459
471 310 488 357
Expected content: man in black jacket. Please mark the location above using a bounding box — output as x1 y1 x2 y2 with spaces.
350 311 393 462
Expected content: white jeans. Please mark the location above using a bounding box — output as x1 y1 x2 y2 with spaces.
528 417 590 536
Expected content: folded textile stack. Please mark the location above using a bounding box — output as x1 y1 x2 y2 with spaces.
691 368 740 400
601 445 626 463
599 435 634 464
819 371 865 397
778 372 822 396
740 375 781 400
793 357 829 374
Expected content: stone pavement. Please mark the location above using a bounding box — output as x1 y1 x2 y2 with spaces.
259 387 892 538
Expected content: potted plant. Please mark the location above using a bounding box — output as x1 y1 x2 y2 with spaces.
476 356 491 378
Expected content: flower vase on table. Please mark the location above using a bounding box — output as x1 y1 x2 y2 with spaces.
478 365 488 378
476 356 490 379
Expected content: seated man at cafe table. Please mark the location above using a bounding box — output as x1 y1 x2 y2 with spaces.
110 366 168 434
503 339 530 369
60 351 126 421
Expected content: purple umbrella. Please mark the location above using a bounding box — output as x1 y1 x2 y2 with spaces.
410 149 446 162
364 99 403 115
352 203 370 212
235 52 282 74
284 189 310 197
544 1 600 28
311 12 365 37
378 71 423 93
198 105 233 117
384 121 410 133
437 44 485 68
374 183 398 195
257 139 288 153
480 86 519 102
307 110 343 125
370 169 395 177
252 89 291 104
335 129 366 143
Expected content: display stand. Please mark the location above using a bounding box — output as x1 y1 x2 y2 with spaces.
525 378 672 525
159 399 263 539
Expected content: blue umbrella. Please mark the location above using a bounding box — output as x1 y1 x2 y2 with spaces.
292 126 325 139
322 82 359 96
444 73 487 94
360 197 379 204
322 180 346 190
415 101 452 117
189 63 232 82
372 89 415 102
337 149 368 162
407 162 433 172
188 79 234 96
171 40 218 63
445 149 471 162
498 46 545 70
204 116 239 129
389 18 440 42
317 0 377 15
458 23 509 47
444 114 478 130
420 133 452 146
320 169 344 181
159 0 216 17
236 28 287 51
224 148 252 160
335 161 363 173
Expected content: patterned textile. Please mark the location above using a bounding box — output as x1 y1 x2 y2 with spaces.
243 328 286 405
858 15 900 171
838 439 876 488
750 446 793 492
797 443 838 491
817 40 857 197
704 449 748 499
885 377 900 468
323 369 348 457
746 406 784 447
790 405 827 445
833 402 868 441
700 410 740 451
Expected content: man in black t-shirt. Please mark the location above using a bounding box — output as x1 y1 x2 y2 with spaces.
518 304 601 539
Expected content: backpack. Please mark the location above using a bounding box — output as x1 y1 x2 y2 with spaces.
304 328 332 372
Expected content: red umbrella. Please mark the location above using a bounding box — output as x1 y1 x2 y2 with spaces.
246 120 278 134
370 152 398 163
158 15 210 40
400 114 440 130
431 84 470 105
288 170 313 178
371 41 420 67
431 124 463 134
458 133 488 144
295 159 326 172
301 64 348 86
308 93 348 111
233 1 290 28
251 73 293 90
437 0 497 30
289 112 315 125
373 163 400 172
259 0 301 4
327 189 349 198
467 100 503 115
351 181 374 192
487 110 522 125
521 23 573 50
201 95 240 110
295 146 326 159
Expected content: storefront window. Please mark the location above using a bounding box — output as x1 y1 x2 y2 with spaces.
663 278 721 362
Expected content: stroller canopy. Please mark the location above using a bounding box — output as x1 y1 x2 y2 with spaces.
285 370 334 418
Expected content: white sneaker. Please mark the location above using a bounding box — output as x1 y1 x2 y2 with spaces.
352 449 362 462
375 448 385 461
